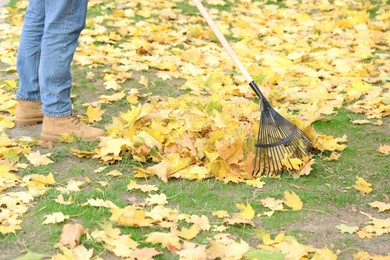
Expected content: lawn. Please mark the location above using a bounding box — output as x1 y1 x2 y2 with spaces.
0 0 389 259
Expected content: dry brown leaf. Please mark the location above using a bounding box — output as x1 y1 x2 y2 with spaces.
59 223 85 249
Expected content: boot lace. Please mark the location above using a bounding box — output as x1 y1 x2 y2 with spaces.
69 115 82 125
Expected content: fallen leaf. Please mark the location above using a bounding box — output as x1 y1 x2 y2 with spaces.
235 203 255 220
129 248 162 260
378 144 390 155
25 151 53 166
43 212 69 225
59 223 85 248
284 191 303 211
86 104 105 123
354 176 373 194
369 201 390 212
336 224 359 234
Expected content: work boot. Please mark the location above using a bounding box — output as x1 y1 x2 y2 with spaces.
41 115 105 142
15 100 44 126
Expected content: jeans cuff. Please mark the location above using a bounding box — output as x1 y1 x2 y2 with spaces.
15 94 41 103
42 110 72 118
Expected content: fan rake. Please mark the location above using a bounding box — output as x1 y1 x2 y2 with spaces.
192 0 314 176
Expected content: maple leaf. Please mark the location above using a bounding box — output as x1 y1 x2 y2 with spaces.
56 179 84 194
262 231 285 245
369 201 390 212
235 203 255 220
260 197 284 212
25 151 53 166
54 195 73 205
378 144 390 155
110 206 154 227
206 235 250 259
336 224 359 234
245 178 265 189
82 198 117 209
127 180 158 193
129 248 162 260
323 152 341 161
104 80 120 91
176 242 208 260
0 225 21 234
178 224 200 240
24 173 56 196
212 210 230 219
106 169 123 177
145 232 181 251
100 91 126 103
138 75 149 91
284 191 303 211
188 215 211 231
353 176 373 194
71 245 94 260
43 212 69 225
86 104 105 123
58 223 85 249
145 193 168 206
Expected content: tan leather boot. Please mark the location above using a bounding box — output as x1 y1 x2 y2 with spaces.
15 100 44 126
41 115 105 141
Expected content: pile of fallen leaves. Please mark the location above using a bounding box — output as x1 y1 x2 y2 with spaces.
0 0 389 258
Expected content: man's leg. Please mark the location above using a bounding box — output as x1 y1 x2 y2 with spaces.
39 0 88 117
39 0 104 141
16 0 45 102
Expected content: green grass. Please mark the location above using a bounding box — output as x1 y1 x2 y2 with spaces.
2 102 388 258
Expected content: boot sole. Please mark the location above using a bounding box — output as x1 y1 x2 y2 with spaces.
15 118 44 126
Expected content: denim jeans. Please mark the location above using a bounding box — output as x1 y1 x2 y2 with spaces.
16 0 88 117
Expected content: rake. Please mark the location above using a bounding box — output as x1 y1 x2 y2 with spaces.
192 0 314 176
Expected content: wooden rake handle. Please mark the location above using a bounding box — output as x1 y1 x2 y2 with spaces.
191 0 253 84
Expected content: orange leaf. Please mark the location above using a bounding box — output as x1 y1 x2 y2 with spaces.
59 224 85 249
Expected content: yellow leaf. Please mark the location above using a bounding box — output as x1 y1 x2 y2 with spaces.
138 75 149 90
82 198 117 209
235 203 255 220
245 178 265 189
260 197 284 211
212 210 230 219
323 152 341 161
145 232 181 250
353 176 373 194
110 206 154 227
0 225 21 234
352 119 370 125
369 201 390 212
378 144 390 155
104 80 120 91
262 231 285 245
130 248 162 260
336 224 359 234
100 91 126 103
54 195 73 205
127 180 158 193
106 169 123 177
284 191 303 211
113 10 125 18
178 225 200 240
25 151 53 166
86 104 105 123
145 193 168 206
43 212 69 224
188 215 211 231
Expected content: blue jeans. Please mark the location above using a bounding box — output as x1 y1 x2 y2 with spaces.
16 0 88 117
